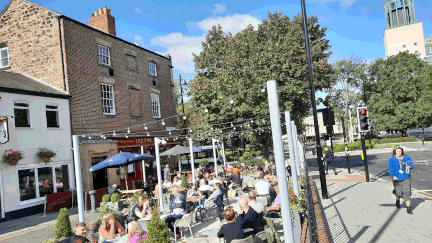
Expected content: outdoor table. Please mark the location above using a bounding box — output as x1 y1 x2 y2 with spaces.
119 189 143 199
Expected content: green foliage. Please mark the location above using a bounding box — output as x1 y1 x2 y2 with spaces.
180 174 188 189
251 150 262 156
54 208 73 238
146 206 170 243
368 52 432 133
377 136 419 144
111 193 120 202
199 158 209 167
98 205 122 219
102 194 110 203
189 12 333 158
88 218 102 234
289 176 306 214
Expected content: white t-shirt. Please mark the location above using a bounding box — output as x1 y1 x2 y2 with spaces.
208 179 221 187
56 182 63 188
255 180 271 195
163 182 172 189
173 181 182 187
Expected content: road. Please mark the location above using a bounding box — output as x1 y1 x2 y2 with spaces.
306 142 432 194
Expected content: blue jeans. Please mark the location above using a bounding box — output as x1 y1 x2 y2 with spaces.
165 214 183 233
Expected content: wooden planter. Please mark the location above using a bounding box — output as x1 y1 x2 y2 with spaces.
42 157 51 163
8 160 19 166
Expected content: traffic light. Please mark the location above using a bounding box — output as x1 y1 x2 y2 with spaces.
322 108 335 126
357 107 370 133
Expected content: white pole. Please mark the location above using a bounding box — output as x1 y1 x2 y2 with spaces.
189 138 196 184
221 139 227 168
212 138 218 175
141 146 146 183
178 154 181 172
154 137 164 210
285 111 299 197
291 121 299 177
294 125 302 173
72 135 85 223
349 109 354 143
267 80 294 243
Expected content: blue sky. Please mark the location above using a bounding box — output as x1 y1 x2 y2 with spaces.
2 0 432 99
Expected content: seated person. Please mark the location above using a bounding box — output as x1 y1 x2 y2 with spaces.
128 195 150 221
190 185 202 197
172 176 182 187
255 174 273 206
127 221 147 243
198 180 213 192
248 191 267 216
162 178 172 190
266 184 281 218
237 198 266 236
98 213 126 242
165 186 186 240
209 176 222 187
226 170 241 190
217 206 246 243
108 184 119 196
58 222 90 243
204 183 222 208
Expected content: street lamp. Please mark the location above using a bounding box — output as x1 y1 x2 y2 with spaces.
179 74 188 145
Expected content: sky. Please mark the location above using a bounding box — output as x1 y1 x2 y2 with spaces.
2 0 432 103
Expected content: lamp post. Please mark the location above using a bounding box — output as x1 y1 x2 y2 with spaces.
179 75 188 146
301 0 328 199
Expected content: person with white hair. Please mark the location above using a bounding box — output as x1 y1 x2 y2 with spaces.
108 184 119 196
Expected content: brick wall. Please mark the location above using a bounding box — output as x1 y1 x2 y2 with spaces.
61 18 176 135
0 0 65 90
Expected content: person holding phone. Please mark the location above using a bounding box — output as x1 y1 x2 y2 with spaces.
388 146 414 214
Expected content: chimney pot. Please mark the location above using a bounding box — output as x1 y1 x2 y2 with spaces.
89 7 116 36
99 8 103 15
107 9 111 15
103 7 107 15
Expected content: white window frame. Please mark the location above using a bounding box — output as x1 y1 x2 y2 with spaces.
149 62 157 76
101 83 116 115
0 47 9 68
151 93 161 118
14 101 31 128
98 45 111 66
46 103 60 128
17 163 72 205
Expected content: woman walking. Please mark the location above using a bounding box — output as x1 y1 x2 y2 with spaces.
388 146 414 214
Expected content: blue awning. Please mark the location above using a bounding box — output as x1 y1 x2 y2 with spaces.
88 152 155 172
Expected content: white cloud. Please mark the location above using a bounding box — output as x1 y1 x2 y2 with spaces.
213 3 227 14
134 35 145 46
151 14 260 73
134 7 143 14
309 0 358 9
190 14 260 35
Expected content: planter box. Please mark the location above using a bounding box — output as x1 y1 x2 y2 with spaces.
101 201 124 211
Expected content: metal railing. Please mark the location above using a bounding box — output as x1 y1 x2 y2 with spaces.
303 146 319 243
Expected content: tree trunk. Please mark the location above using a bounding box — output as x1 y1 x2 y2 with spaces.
261 133 270 159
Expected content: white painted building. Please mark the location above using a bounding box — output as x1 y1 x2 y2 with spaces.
0 72 74 221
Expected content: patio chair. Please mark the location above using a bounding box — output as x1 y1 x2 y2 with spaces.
231 235 254 243
174 211 196 243
253 231 267 243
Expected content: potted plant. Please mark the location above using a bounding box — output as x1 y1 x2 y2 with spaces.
1 149 25 166
54 208 73 239
146 206 170 243
37 148 57 163
199 158 209 167
109 193 123 211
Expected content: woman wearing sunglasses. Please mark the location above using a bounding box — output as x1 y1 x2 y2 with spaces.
388 146 414 214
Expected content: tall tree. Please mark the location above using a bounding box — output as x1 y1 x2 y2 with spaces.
189 12 333 158
368 52 432 135
325 57 367 143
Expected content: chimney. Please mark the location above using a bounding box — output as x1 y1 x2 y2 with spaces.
89 6 116 36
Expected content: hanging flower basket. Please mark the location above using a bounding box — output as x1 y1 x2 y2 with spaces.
1 150 25 166
37 148 57 163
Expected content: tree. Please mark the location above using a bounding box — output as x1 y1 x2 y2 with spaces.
325 57 367 143
180 174 188 189
189 12 333 157
146 206 170 243
368 52 432 135
54 208 73 239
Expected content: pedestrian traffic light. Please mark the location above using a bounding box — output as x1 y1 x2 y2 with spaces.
357 107 370 133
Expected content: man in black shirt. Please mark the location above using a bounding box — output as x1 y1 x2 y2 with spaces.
226 171 241 189
128 195 150 221
58 223 90 243
237 198 266 236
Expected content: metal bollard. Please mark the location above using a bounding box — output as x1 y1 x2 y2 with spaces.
89 190 98 213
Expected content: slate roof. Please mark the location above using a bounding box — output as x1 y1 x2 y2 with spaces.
0 71 69 98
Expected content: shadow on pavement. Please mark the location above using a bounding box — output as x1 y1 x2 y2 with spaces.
369 208 399 243
323 197 346 211
348 226 371 243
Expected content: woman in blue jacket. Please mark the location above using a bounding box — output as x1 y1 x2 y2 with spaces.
388 146 414 214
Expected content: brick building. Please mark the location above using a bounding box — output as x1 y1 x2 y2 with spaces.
1 0 180 211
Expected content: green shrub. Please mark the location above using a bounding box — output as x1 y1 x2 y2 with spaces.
111 193 120 202
251 150 262 156
54 208 73 238
98 205 122 219
129 192 144 205
102 194 110 203
88 218 102 234
378 136 419 144
146 206 170 243
180 174 188 189
199 158 209 167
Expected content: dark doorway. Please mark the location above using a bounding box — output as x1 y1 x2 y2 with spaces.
91 156 108 190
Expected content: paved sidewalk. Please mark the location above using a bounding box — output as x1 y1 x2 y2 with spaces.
310 168 432 243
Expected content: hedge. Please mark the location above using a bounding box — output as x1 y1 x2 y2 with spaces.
330 136 420 152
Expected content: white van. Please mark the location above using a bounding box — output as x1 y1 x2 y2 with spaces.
180 145 223 170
